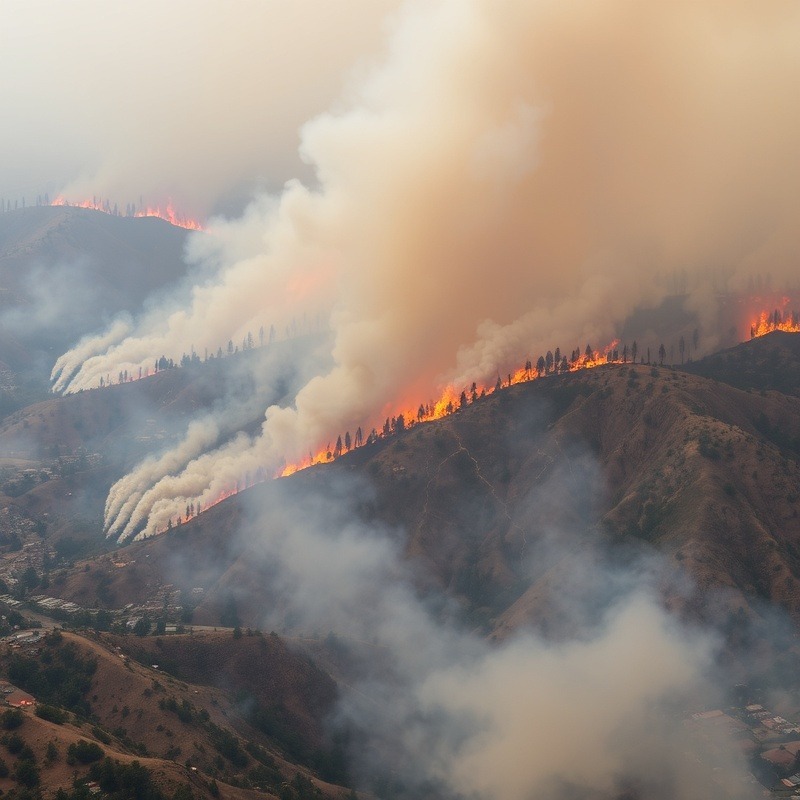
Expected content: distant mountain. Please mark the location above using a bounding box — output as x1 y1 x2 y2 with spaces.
0 206 194 414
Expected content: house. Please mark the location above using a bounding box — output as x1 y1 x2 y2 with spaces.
762 741 800 770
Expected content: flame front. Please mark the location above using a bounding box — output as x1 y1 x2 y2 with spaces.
278 339 622 479
134 201 203 231
750 308 800 338
51 195 203 231
147 309 800 534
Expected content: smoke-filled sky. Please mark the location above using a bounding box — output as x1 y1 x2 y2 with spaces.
36 0 800 535
0 0 399 214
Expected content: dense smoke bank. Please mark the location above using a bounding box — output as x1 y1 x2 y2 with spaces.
231 471 753 800
0 1 399 212
55 0 800 534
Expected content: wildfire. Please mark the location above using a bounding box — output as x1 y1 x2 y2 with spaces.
750 308 800 338
153 337 627 533
278 339 622 478
51 195 203 231
166 474 266 532
134 202 203 231
154 305 800 535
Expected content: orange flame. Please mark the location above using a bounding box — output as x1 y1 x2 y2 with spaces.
51 195 203 231
165 473 266 532
278 338 623 478
156 310 800 534
749 308 800 338
134 202 203 231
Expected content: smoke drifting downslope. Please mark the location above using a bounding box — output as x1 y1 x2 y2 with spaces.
55 0 800 536
230 470 749 800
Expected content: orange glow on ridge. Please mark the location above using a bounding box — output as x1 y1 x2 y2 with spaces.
277 338 623 479
51 195 203 231
146 309 800 534
750 308 800 338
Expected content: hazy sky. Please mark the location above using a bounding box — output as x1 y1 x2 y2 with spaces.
0 0 399 215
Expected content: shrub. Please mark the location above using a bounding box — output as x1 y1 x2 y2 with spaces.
36 704 67 724
67 739 104 764
15 758 39 787
5 732 25 754
18 743 36 762
0 709 24 730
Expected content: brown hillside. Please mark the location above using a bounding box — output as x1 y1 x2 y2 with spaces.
53 344 800 637
684 329 800 396
0 630 349 799
106 631 338 755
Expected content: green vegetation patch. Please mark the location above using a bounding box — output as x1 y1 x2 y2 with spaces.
4 634 97 717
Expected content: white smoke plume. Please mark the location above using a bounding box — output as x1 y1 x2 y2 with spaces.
55 0 800 536
104 417 222 540
415 601 714 800
100 333 333 541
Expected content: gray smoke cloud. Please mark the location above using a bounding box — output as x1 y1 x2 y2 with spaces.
226 460 756 800
53 0 800 535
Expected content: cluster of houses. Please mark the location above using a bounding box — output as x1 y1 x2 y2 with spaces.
28 594 82 614
743 703 800 740
688 701 800 793
0 520 49 585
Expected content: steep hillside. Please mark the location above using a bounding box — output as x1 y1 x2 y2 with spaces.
0 206 193 415
49 339 800 638
684 329 800 396
0 629 349 799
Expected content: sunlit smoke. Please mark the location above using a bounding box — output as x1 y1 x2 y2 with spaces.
54 0 800 536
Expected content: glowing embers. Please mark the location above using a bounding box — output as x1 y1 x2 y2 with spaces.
51 196 203 231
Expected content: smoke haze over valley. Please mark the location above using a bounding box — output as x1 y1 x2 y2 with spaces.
3 2 800 799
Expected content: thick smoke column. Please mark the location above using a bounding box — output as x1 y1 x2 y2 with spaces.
56 0 800 536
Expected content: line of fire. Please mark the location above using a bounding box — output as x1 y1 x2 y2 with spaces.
0 193 204 231
153 304 800 534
